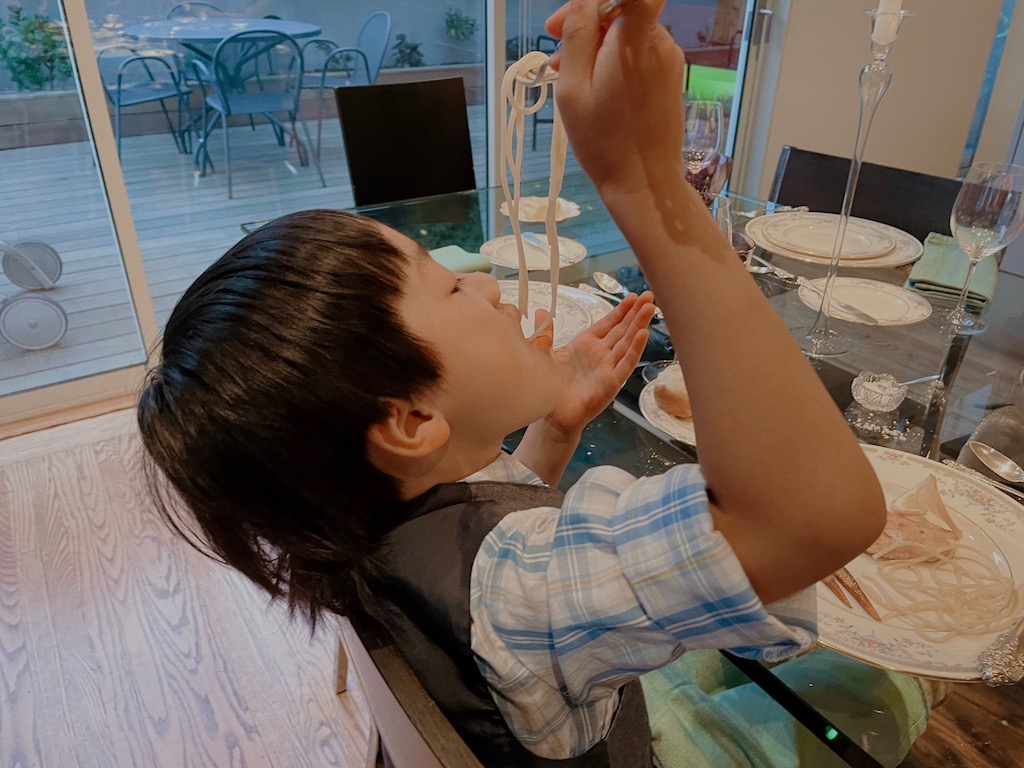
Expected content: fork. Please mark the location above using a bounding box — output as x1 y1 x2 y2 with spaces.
522 232 574 264
979 614 1024 685
517 0 641 86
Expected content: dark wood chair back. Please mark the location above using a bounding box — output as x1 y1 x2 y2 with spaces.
339 618 484 768
769 146 963 242
334 78 477 207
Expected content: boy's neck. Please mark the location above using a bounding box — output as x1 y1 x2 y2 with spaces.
395 440 505 501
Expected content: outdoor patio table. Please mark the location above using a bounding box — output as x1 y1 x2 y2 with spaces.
124 18 322 58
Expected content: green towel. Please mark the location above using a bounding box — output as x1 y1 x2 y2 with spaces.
640 648 932 768
905 232 999 310
429 245 492 273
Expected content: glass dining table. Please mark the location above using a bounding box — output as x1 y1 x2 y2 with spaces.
339 173 1024 766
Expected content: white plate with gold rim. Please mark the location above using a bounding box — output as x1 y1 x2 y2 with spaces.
817 445 1024 681
483 235 587 270
746 214 923 268
760 213 896 259
499 196 581 223
498 281 611 349
637 381 697 446
797 277 933 326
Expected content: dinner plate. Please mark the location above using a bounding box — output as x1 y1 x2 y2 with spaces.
760 214 896 259
637 380 697 446
482 235 587 270
797 277 933 326
816 445 1024 681
499 196 581 223
745 213 924 268
498 281 611 349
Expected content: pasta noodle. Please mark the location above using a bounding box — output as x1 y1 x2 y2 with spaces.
500 52 569 340
859 540 1021 643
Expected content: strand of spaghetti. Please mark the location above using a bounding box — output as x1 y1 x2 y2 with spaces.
500 53 551 333
500 52 568 340
542 96 568 325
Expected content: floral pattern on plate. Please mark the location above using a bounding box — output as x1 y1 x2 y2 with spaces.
816 445 1024 681
498 281 611 349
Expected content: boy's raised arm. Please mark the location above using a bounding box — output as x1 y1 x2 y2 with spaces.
549 0 886 604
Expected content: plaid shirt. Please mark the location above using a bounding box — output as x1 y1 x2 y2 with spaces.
466 453 817 760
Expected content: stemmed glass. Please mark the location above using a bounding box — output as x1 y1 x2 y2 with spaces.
683 100 726 205
948 161 1024 334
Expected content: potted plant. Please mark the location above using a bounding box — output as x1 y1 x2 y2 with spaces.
0 5 72 91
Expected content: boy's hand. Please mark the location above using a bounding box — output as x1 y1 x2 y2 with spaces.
543 291 655 441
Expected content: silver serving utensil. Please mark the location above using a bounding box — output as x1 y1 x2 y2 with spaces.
593 272 664 319
521 232 573 264
748 254 881 326
969 440 1024 483
940 460 1024 501
578 280 664 320
979 614 1024 685
516 0 640 86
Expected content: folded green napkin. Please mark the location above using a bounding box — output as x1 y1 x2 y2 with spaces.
429 245 492 273
905 232 998 310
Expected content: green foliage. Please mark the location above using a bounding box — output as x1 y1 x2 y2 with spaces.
444 7 477 42
390 33 424 68
0 6 72 91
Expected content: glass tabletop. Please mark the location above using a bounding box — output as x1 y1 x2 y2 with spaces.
349 176 1024 765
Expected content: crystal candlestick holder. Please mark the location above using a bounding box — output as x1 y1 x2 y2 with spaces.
798 9 913 358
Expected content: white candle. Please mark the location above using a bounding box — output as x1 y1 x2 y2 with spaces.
872 0 903 45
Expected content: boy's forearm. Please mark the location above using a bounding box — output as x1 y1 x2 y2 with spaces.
512 420 583 487
603 181 886 602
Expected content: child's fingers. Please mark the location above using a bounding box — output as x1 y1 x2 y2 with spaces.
531 308 555 350
557 0 602 85
614 328 650 378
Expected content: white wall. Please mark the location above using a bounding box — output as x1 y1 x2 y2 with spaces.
745 0 1003 200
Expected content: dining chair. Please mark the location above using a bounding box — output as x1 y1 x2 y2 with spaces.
333 77 476 208
338 618 483 768
301 11 392 160
96 45 192 158
192 30 325 198
165 2 224 20
531 34 559 150
770 145 963 242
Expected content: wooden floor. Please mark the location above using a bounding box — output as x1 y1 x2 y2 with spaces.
2 409 1023 767
0 103 577 397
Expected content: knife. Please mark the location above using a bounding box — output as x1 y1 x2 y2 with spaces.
749 254 881 326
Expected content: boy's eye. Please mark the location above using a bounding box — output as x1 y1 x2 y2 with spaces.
451 277 464 294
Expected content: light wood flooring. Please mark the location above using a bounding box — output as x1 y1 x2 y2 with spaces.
0 103 575 398
2 409 1024 767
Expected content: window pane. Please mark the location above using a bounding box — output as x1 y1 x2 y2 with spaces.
0 1 147 397
80 0 486 326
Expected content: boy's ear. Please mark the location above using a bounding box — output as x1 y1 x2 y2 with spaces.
366 399 451 459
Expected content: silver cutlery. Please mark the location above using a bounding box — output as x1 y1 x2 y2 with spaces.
968 440 1024 483
521 232 573 265
592 271 665 319
979 614 1024 685
940 460 1024 501
749 254 881 326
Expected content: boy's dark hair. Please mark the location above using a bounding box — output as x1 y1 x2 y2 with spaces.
137 209 442 626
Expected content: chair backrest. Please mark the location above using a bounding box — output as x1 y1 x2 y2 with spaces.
356 11 392 84
339 618 483 768
96 45 181 101
208 30 301 114
770 145 963 242
166 2 224 20
334 77 476 206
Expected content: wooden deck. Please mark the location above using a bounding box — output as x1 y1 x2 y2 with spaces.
0 103 582 397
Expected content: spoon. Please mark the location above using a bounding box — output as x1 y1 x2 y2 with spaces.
968 441 1024 483
593 272 664 319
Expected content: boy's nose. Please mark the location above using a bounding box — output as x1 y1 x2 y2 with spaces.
468 272 501 304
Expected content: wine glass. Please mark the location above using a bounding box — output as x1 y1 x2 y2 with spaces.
683 100 725 204
948 161 1024 334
